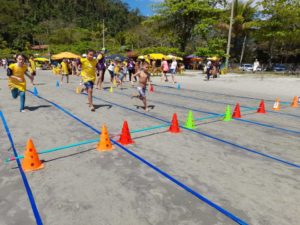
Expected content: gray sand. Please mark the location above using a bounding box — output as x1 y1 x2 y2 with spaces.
0 69 299 225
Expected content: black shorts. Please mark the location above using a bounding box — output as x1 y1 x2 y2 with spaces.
108 70 114 78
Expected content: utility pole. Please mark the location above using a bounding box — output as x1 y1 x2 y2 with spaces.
225 0 235 69
102 19 105 49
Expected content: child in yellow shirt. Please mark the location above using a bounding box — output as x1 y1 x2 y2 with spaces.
60 58 69 84
7 54 28 112
77 50 97 111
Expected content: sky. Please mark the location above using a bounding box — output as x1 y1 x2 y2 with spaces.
123 0 261 16
122 0 163 16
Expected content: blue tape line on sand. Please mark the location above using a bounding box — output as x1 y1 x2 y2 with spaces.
27 91 248 225
154 86 300 119
154 84 292 105
0 111 43 225
111 90 300 136
88 93 300 169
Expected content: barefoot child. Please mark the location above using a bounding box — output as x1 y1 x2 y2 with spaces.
131 63 151 111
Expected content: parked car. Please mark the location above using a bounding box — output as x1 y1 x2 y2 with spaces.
239 64 253 72
272 64 287 72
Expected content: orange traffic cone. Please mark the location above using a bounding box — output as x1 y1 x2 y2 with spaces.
169 113 181 133
257 100 266 114
149 84 154 93
96 125 115 151
232 103 241 118
118 121 134 145
272 98 280 111
21 139 44 172
291 96 298 108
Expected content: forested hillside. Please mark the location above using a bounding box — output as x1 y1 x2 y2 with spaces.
0 0 143 54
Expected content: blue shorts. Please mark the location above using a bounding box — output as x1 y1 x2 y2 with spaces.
84 81 94 89
108 70 115 78
119 73 126 81
170 68 176 74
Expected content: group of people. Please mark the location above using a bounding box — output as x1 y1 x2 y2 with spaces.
71 49 152 112
205 60 221 81
5 46 186 113
5 49 154 112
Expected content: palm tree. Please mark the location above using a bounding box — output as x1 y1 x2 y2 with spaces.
219 0 258 63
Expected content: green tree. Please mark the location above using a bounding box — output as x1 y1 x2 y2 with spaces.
147 0 221 52
218 0 258 63
255 0 300 64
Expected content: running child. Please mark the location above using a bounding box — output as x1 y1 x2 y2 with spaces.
77 50 97 111
131 62 151 111
95 49 106 89
117 62 128 88
7 54 29 112
107 60 115 84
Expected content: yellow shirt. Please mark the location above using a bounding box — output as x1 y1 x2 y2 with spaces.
61 62 69 74
97 54 103 60
29 59 36 72
80 58 97 82
145 57 151 64
114 64 120 74
8 63 28 92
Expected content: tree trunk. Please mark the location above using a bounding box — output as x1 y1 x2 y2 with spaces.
239 35 247 65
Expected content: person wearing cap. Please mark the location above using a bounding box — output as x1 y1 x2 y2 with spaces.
76 49 98 111
95 48 106 89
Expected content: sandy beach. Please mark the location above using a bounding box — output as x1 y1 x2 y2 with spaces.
0 68 299 225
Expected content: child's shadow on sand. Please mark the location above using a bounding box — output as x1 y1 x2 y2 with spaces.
94 104 112 110
134 105 155 110
25 105 51 111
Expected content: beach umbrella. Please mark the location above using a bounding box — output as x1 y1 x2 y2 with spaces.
166 54 183 61
51 52 80 60
105 54 127 61
126 51 138 58
148 53 166 60
185 54 198 59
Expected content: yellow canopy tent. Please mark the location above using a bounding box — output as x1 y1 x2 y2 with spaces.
138 53 167 60
166 54 183 61
51 52 80 60
148 53 166 60
34 57 49 62
207 56 220 61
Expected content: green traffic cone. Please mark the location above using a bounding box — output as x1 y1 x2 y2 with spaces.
185 110 196 129
223 105 232 121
